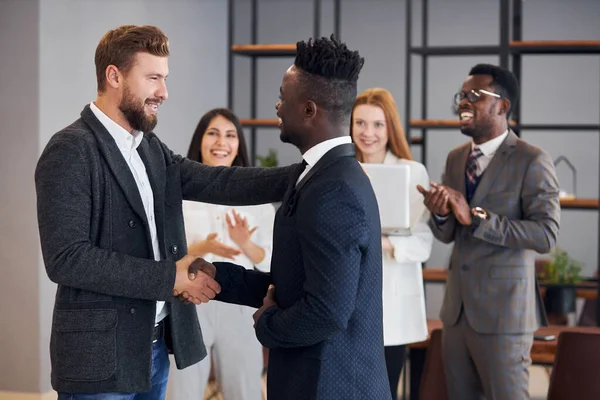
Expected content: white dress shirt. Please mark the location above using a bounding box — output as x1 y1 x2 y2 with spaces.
89 102 168 325
471 129 509 175
182 202 275 272
297 136 352 184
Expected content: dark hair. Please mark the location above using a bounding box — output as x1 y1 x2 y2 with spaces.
95 25 169 93
294 34 365 123
186 108 250 167
469 63 520 118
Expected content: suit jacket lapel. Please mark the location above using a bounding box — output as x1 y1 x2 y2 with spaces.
470 130 517 206
295 143 356 193
282 143 356 217
80 105 148 226
137 139 166 257
451 142 471 199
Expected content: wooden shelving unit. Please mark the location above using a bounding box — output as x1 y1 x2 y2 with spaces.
227 0 341 164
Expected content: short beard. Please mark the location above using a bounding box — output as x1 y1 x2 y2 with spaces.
118 86 158 133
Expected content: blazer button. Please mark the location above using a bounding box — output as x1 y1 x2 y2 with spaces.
170 245 178 255
461 265 469 271
128 220 136 228
129 307 136 314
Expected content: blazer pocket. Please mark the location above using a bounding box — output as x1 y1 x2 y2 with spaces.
165 164 183 206
489 266 527 279
54 309 117 382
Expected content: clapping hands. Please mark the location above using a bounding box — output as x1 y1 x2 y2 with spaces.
417 182 473 225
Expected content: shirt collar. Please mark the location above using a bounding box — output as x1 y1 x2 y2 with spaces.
302 136 352 167
473 129 509 157
89 101 144 152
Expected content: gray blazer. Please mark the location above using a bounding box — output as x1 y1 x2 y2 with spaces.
430 131 560 334
35 105 296 393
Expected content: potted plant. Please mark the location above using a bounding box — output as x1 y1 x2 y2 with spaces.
539 248 583 314
256 149 281 210
256 148 278 167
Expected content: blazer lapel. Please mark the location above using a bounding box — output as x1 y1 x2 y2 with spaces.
80 105 148 226
283 143 356 217
470 131 517 206
295 143 356 193
451 142 471 199
137 138 166 257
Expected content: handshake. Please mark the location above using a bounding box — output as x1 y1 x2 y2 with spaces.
172 255 221 305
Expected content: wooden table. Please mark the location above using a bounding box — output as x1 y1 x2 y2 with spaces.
404 319 600 399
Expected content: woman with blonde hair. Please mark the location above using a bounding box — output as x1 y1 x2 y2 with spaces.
351 88 433 400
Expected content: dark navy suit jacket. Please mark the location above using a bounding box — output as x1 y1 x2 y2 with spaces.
214 143 391 400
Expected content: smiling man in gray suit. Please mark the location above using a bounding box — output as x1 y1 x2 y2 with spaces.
418 64 560 400
35 25 296 399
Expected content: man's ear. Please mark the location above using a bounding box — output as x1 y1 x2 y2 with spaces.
105 65 121 89
304 100 317 119
499 98 511 117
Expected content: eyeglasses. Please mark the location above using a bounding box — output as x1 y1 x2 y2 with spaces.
453 89 501 106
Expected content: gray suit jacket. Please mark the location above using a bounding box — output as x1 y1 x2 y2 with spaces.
35 105 296 393
430 131 560 334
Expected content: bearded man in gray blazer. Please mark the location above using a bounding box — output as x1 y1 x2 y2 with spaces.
418 64 560 400
35 25 297 399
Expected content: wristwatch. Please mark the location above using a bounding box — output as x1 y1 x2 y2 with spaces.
471 206 488 227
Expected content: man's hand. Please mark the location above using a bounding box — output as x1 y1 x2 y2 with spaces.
173 255 221 305
253 284 277 327
444 186 472 226
417 182 451 216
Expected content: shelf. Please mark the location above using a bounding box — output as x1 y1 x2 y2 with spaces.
560 198 599 210
409 120 598 131
518 124 600 131
240 118 279 127
423 268 598 299
409 45 500 56
510 40 600 54
408 41 600 56
240 119 422 144
231 44 296 57
409 119 517 129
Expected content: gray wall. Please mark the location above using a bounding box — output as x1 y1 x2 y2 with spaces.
1 0 228 393
230 0 600 318
0 0 42 394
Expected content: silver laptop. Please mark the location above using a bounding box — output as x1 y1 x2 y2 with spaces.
362 163 411 236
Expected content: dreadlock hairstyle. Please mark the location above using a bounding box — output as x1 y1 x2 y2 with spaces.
293 34 365 123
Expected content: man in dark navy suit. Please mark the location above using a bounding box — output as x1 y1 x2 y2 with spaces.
185 35 391 400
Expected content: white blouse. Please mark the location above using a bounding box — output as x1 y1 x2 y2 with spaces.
182 201 276 273
379 151 434 346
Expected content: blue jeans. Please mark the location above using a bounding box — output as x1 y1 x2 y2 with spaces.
58 339 170 400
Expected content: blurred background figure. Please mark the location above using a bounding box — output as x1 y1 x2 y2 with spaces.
351 88 433 400
168 108 275 400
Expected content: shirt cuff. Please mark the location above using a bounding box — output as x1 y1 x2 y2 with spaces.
433 213 450 224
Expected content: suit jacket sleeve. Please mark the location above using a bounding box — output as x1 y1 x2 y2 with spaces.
161 141 297 205
388 162 434 263
255 181 367 348
428 153 458 243
472 150 560 253
212 261 272 308
35 137 176 301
